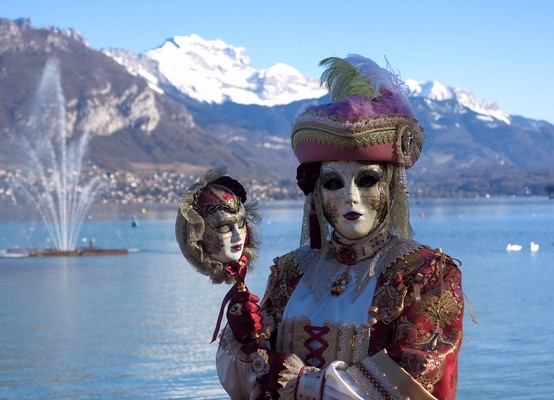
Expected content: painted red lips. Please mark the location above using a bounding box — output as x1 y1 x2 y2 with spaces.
343 212 362 221
232 244 243 252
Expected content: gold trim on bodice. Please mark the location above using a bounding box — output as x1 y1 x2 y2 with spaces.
276 316 372 368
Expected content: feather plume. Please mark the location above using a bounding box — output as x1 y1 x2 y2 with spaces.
320 55 408 103
319 57 377 102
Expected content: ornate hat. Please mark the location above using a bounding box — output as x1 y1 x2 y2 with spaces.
291 55 424 168
195 179 245 217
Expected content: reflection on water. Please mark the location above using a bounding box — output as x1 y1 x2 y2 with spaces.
0 250 231 399
1 198 554 399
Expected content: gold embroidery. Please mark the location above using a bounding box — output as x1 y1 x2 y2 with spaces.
277 317 371 367
292 113 422 141
400 126 414 156
265 252 302 310
291 113 424 168
293 127 397 150
421 291 462 329
370 255 423 324
274 253 300 281
368 247 464 390
267 246 463 393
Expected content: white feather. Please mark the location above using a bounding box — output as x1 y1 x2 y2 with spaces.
344 54 407 96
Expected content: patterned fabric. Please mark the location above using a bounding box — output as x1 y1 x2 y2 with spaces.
260 244 464 399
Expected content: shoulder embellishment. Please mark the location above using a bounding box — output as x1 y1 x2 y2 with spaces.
273 251 301 282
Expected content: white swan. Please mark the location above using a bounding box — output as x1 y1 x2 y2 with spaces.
506 244 522 252
530 242 540 252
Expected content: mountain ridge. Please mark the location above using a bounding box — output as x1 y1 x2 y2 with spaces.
105 33 516 129
0 18 266 181
104 34 327 107
1 18 554 200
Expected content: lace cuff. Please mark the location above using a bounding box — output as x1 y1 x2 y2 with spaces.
276 353 304 399
219 326 270 361
219 326 244 357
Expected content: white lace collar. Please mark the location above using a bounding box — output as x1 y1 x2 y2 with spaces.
295 236 422 302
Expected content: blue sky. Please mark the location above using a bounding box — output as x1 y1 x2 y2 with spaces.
3 0 553 123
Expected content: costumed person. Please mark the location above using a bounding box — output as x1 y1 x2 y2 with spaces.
175 168 263 344
216 55 471 400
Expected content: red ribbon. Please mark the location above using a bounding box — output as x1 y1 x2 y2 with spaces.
211 255 248 343
309 200 321 249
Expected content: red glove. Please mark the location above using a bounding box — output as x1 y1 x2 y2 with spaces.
226 286 263 345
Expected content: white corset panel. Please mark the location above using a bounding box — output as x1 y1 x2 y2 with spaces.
276 316 373 368
277 269 378 367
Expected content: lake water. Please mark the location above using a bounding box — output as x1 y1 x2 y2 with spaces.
1 198 553 399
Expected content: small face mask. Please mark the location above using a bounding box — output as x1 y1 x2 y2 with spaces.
319 161 390 240
202 205 248 264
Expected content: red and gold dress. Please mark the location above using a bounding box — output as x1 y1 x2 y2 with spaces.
217 235 464 399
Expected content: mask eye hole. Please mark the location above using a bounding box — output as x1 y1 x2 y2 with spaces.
322 177 344 191
217 219 246 233
217 224 232 234
357 174 379 188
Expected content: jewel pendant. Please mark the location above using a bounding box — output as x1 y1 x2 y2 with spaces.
331 269 352 296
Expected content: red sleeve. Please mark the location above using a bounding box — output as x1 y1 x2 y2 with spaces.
370 248 464 399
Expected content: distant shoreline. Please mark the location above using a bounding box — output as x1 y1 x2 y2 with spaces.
0 196 552 224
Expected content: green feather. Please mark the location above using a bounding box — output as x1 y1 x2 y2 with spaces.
319 57 377 102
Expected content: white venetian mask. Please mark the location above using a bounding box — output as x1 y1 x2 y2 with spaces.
319 160 390 240
202 205 248 264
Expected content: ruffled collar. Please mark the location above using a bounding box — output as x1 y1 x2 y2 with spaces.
296 234 422 302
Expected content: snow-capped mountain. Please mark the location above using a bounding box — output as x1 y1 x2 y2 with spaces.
105 34 513 127
4 18 554 197
105 34 327 106
406 79 510 125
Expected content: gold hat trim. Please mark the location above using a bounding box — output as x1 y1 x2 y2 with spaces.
292 113 423 149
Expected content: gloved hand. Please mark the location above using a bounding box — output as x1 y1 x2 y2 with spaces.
226 285 263 345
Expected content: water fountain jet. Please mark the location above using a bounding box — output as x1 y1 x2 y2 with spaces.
5 59 128 257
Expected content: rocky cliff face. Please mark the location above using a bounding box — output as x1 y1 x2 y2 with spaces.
2 18 554 197
0 18 168 137
0 18 264 179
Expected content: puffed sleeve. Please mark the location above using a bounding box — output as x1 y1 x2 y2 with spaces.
216 332 258 399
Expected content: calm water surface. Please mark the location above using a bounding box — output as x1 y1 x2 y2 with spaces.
1 198 553 399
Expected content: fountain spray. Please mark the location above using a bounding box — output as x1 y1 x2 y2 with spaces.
15 59 105 251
